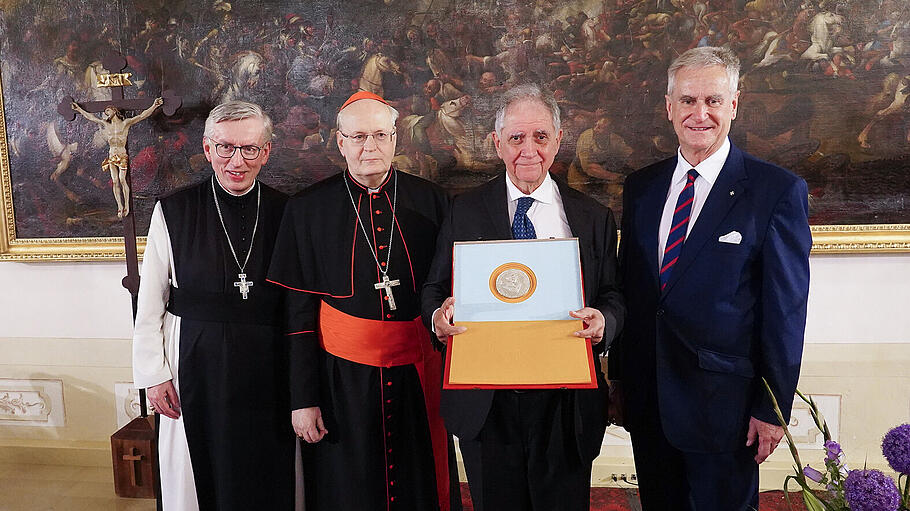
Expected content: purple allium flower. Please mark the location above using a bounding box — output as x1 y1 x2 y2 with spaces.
824 440 842 462
843 469 901 511
881 423 910 474
803 465 824 482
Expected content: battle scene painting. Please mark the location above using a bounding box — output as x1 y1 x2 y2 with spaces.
1 0 908 254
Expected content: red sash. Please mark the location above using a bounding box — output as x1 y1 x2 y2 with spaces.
318 301 453 510
319 301 430 367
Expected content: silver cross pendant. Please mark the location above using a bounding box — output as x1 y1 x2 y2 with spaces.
373 274 401 310
234 273 253 300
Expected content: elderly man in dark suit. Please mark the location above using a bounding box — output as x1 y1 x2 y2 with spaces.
609 46 811 510
422 83 624 510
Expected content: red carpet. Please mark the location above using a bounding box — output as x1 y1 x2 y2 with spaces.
459 483 809 510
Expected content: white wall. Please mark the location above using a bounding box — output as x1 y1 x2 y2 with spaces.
805 254 910 343
0 261 133 339
1 253 908 487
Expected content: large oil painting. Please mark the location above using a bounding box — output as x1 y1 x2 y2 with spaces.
1 0 909 259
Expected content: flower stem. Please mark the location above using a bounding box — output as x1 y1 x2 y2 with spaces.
902 473 909 507
762 378 805 477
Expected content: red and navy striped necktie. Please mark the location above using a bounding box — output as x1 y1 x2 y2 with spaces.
660 169 698 291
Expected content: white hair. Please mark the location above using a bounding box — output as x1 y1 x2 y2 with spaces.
667 46 740 97
494 83 561 135
204 100 273 143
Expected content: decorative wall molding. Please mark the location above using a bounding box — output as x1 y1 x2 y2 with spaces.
789 394 841 450
0 391 48 421
114 382 142 429
0 378 65 427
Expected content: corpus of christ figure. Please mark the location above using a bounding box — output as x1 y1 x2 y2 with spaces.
71 97 163 218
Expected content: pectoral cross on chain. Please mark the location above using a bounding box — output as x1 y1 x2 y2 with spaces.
374 275 401 310
234 273 254 299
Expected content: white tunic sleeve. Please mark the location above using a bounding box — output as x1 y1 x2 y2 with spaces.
132 202 178 389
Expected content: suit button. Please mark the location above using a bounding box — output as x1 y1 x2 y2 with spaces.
656 309 664 316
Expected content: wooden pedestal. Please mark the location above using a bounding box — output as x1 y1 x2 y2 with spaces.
111 415 158 499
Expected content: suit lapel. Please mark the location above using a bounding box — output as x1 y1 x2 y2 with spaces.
481 173 513 240
662 145 747 297
554 177 597 302
555 177 586 238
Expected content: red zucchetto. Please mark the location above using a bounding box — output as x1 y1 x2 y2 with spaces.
340 90 389 110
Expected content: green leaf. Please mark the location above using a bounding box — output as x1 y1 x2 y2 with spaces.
784 476 821 510
783 476 797 510
802 490 827 511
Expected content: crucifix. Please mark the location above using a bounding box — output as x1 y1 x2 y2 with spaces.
123 447 145 487
58 54 181 416
70 97 162 219
234 273 254 300
59 55 180 220
374 274 401 310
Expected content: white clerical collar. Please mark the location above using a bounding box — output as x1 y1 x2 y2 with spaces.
214 175 257 196
673 137 730 187
346 168 392 194
506 172 558 205
370 169 391 193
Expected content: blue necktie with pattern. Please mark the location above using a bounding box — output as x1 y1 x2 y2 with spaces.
660 168 698 291
511 196 537 240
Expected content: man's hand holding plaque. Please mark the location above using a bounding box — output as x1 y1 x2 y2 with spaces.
432 296 467 344
570 307 606 344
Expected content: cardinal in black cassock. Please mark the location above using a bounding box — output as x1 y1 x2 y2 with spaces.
267 91 460 511
133 102 296 510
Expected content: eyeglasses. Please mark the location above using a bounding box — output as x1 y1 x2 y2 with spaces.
339 130 396 146
206 137 266 160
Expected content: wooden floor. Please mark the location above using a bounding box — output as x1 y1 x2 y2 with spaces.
0 463 155 511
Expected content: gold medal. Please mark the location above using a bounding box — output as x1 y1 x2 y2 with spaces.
489 262 537 303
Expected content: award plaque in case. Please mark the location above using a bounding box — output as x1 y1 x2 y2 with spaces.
444 238 596 389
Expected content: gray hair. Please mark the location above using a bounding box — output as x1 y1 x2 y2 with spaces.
204 101 273 144
667 46 740 97
494 83 561 136
336 101 400 131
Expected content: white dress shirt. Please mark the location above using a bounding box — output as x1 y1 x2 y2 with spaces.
505 172 572 239
657 137 730 267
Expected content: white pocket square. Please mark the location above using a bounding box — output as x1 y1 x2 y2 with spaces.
718 231 742 244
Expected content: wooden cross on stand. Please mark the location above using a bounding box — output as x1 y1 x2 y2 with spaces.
122 447 145 487
57 54 181 416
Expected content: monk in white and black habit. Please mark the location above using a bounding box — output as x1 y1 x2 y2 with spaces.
267 91 460 510
132 101 296 510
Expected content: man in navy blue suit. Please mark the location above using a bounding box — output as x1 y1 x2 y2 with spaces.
609 46 811 509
